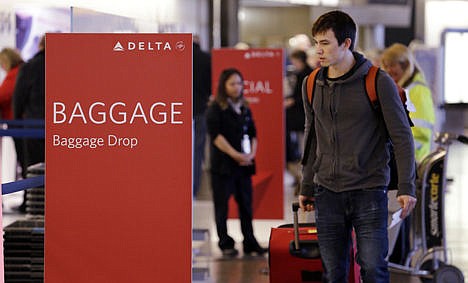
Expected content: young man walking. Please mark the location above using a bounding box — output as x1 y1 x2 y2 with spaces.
299 10 417 283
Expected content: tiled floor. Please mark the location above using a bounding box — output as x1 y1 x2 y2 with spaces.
193 133 468 283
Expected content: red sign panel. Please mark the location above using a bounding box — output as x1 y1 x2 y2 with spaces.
45 34 192 282
212 49 284 219
0 184 3 282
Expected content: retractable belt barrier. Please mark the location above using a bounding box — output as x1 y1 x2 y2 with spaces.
0 119 45 194
2 176 44 195
0 119 45 126
0 119 45 138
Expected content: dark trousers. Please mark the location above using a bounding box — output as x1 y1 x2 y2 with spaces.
210 169 256 250
16 137 45 209
315 186 389 283
13 137 27 179
24 138 45 168
193 114 207 197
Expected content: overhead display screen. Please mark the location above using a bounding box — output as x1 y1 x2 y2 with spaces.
443 29 468 104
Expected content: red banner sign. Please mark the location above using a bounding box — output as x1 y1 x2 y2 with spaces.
212 49 284 219
45 33 192 282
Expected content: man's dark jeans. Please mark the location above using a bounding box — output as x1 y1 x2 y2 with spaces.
314 185 389 283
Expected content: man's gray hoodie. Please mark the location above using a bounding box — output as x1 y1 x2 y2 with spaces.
300 52 416 198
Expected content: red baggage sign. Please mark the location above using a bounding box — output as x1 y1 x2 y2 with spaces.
212 49 284 219
45 33 192 282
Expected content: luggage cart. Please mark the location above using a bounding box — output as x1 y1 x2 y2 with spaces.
388 132 467 283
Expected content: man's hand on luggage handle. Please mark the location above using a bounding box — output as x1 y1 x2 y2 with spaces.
299 195 315 212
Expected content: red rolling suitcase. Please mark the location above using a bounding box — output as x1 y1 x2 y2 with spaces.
269 202 360 283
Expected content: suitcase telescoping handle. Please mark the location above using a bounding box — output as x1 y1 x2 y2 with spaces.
292 200 314 250
292 202 301 250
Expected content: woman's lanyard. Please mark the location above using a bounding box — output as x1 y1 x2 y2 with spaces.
241 107 251 154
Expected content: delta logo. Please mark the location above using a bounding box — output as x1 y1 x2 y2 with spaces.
113 40 186 52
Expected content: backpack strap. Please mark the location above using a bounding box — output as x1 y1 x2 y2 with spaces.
301 68 320 166
306 67 321 105
366 65 408 106
365 65 379 108
365 65 414 127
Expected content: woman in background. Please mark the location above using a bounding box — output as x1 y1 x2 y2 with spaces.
381 43 436 265
206 68 266 257
0 47 26 211
0 48 23 120
381 43 435 163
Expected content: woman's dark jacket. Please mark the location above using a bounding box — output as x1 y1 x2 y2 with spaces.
206 101 257 176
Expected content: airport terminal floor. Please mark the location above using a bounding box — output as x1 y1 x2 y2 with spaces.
2 138 467 283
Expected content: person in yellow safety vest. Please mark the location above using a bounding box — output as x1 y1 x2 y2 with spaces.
381 43 436 163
